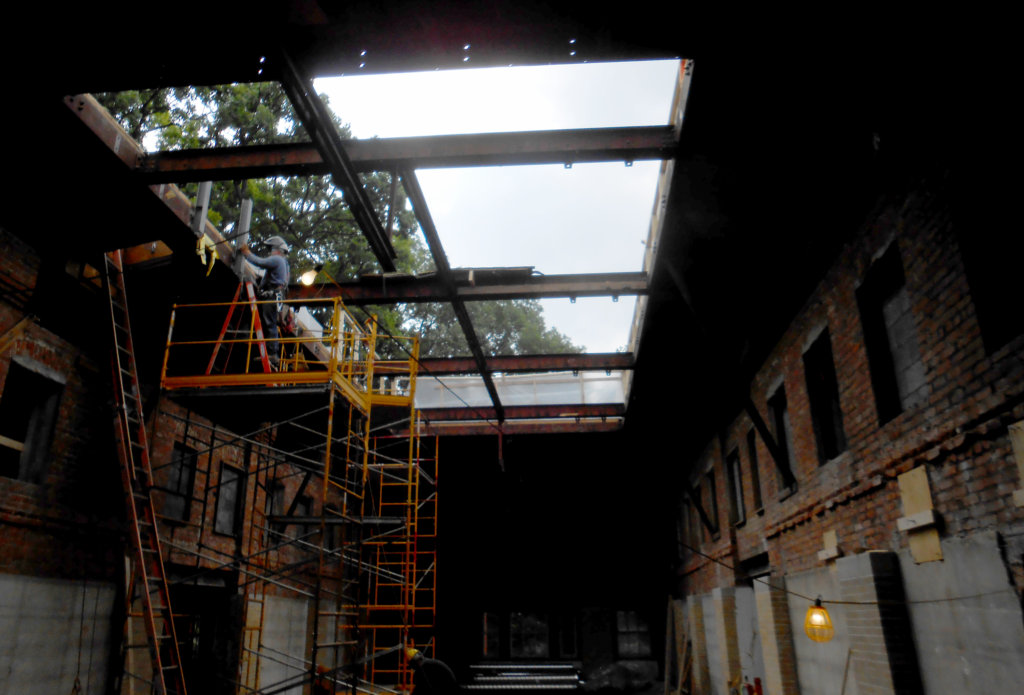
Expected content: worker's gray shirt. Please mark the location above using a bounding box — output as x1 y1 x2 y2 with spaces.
247 253 290 288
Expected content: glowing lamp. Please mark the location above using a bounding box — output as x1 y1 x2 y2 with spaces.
804 598 834 643
300 264 325 286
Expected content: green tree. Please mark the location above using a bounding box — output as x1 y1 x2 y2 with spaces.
96 83 581 357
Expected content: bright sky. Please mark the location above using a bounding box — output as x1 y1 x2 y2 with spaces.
315 59 680 353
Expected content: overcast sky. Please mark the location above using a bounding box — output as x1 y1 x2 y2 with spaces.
315 59 680 353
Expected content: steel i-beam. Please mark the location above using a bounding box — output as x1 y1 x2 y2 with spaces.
276 50 397 271
400 168 505 423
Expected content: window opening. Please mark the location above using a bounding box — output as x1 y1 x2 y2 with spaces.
704 470 719 537
509 611 549 658
857 245 927 424
0 358 64 483
164 443 198 521
803 329 847 462
677 499 690 558
269 481 286 535
558 613 578 658
616 610 652 659
746 428 763 512
956 218 1024 353
214 463 245 537
727 449 745 525
768 384 796 493
482 611 502 659
691 482 704 543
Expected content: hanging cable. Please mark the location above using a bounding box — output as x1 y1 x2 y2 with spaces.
678 539 1017 607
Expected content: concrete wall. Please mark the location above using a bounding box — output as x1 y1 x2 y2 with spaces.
0 573 115 695
785 567 857 695
733 585 765 691
898 532 1024 695
259 594 311 695
700 594 723 695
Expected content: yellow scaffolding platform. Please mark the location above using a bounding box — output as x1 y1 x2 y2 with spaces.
159 291 437 695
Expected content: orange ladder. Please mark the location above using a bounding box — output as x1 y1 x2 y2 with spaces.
104 250 188 695
206 281 272 374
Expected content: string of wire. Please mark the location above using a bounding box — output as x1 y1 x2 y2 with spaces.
679 540 1015 607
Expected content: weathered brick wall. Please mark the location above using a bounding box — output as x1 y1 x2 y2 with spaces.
677 175 1024 592
1 227 122 582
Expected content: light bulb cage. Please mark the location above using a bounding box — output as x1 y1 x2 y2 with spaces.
804 598 835 643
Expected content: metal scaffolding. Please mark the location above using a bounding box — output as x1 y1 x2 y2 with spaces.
113 281 437 695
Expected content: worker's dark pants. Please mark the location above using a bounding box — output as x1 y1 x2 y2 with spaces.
259 288 285 365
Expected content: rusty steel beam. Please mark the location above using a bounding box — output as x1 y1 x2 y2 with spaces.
415 419 624 436
401 169 504 422
419 353 634 375
136 126 679 183
419 404 625 422
289 270 648 304
277 51 397 272
64 94 239 264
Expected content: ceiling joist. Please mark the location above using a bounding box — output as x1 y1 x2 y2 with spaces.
419 352 633 375
291 270 648 303
137 126 678 183
401 168 505 422
277 50 398 271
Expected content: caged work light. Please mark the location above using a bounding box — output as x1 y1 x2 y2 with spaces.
804 597 834 643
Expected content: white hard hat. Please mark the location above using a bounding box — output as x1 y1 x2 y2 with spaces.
265 235 290 252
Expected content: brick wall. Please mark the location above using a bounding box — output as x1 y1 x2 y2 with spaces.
1 227 121 582
674 174 1024 689
677 176 1024 585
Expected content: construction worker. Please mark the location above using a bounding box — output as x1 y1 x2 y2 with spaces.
240 235 290 369
406 648 459 695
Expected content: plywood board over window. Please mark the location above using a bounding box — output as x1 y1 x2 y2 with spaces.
897 466 942 563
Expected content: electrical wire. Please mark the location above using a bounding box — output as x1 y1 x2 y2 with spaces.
678 540 1017 607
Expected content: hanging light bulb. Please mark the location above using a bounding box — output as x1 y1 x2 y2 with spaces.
300 264 325 286
804 598 834 643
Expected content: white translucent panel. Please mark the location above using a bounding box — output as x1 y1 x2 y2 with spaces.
417 375 491 408
583 373 626 403
415 371 625 410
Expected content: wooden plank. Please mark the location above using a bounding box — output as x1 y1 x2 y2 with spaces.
897 467 942 563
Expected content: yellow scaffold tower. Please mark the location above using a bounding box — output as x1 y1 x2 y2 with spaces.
145 285 438 695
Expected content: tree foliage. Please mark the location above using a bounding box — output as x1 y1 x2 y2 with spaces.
96 83 580 357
